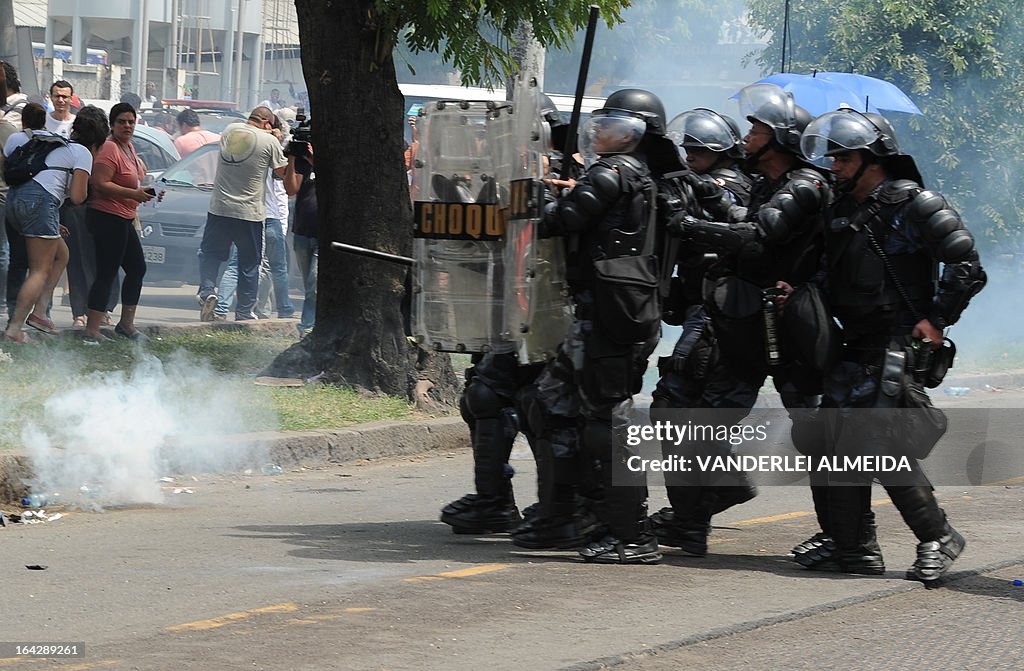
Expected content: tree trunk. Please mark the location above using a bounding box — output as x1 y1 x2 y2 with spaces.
265 0 459 410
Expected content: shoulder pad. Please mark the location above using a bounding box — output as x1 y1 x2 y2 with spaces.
786 167 827 187
586 164 624 200
709 166 753 203
877 179 921 205
904 189 948 223
596 153 649 179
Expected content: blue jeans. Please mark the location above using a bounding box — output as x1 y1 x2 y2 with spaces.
215 244 271 318
198 213 263 320
262 218 294 317
292 234 317 331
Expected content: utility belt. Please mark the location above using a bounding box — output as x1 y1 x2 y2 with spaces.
874 338 951 459
854 335 955 390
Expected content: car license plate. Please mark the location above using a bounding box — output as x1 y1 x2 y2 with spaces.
142 245 165 263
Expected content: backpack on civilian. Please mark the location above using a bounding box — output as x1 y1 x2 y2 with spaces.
2 131 72 186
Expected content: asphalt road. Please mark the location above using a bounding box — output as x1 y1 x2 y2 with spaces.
2 391 1023 670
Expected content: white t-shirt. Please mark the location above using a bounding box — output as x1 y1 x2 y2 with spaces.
3 130 93 203
45 113 75 138
264 171 290 228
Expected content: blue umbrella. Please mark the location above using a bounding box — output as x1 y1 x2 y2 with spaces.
734 73 867 117
815 72 922 115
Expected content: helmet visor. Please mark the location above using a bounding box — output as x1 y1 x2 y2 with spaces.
579 114 646 157
801 110 882 166
738 83 796 131
666 109 739 152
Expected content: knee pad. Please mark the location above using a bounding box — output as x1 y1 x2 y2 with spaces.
464 378 505 420
458 391 473 427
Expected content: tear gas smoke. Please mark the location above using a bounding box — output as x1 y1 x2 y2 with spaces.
12 350 275 509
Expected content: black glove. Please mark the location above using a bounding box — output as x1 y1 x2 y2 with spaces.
684 172 726 205
665 213 701 239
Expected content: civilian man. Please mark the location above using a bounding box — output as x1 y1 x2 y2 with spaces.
196 106 286 321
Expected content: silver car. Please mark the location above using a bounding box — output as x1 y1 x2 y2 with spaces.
132 124 180 180
137 143 218 286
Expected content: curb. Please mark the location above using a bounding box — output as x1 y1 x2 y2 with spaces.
53 318 304 341
0 417 468 505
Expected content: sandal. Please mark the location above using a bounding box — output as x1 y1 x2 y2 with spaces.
73 316 87 328
26 314 58 335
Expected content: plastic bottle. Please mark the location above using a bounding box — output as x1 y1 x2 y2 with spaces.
261 464 283 475
1013 579 1023 587
21 494 48 508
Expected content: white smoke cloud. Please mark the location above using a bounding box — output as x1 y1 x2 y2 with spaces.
19 350 275 510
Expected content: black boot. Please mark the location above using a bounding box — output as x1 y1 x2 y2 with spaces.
906 523 966 583
791 532 835 565
651 488 713 557
805 488 885 574
441 492 522 534
511 508 603 549
886 486 964 582
440 415 521 534
579 534 662 564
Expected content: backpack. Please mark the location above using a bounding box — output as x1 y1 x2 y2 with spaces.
3 132 73 186
1 99 26 117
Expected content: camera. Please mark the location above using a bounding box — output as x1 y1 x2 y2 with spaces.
286 106 312 157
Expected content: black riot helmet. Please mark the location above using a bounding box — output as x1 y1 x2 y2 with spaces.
594 88 668 136
738 83 812 155
539 92 568 151
538 93 566 130
801 108 923 184
666 108 744 159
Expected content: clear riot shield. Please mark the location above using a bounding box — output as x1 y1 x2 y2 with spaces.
498 76 572 364
411 100 511 353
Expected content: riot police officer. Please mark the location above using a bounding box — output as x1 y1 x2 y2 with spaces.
648 109 757 539
798 109 986 581
513 89 672 564
657 84 832 556
440 95 580 535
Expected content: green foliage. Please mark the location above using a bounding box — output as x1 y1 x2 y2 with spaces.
372 0 628 87
745 0 1024 249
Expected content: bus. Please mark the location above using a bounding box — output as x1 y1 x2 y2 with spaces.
399 82 603 115
398 82 604 144
32 42 108 65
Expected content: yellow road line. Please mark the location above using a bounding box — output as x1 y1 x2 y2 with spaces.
988 474 1024 486
403 563 512 583
731 498 892 527
166 602 299 632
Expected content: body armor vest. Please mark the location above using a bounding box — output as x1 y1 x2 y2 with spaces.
826 186 938 335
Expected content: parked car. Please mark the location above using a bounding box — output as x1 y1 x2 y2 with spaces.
138 143 303 289
139 107 247 135
132 124 180 180
137 143 218 286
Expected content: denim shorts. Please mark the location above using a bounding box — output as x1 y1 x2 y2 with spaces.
6 180 61 239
